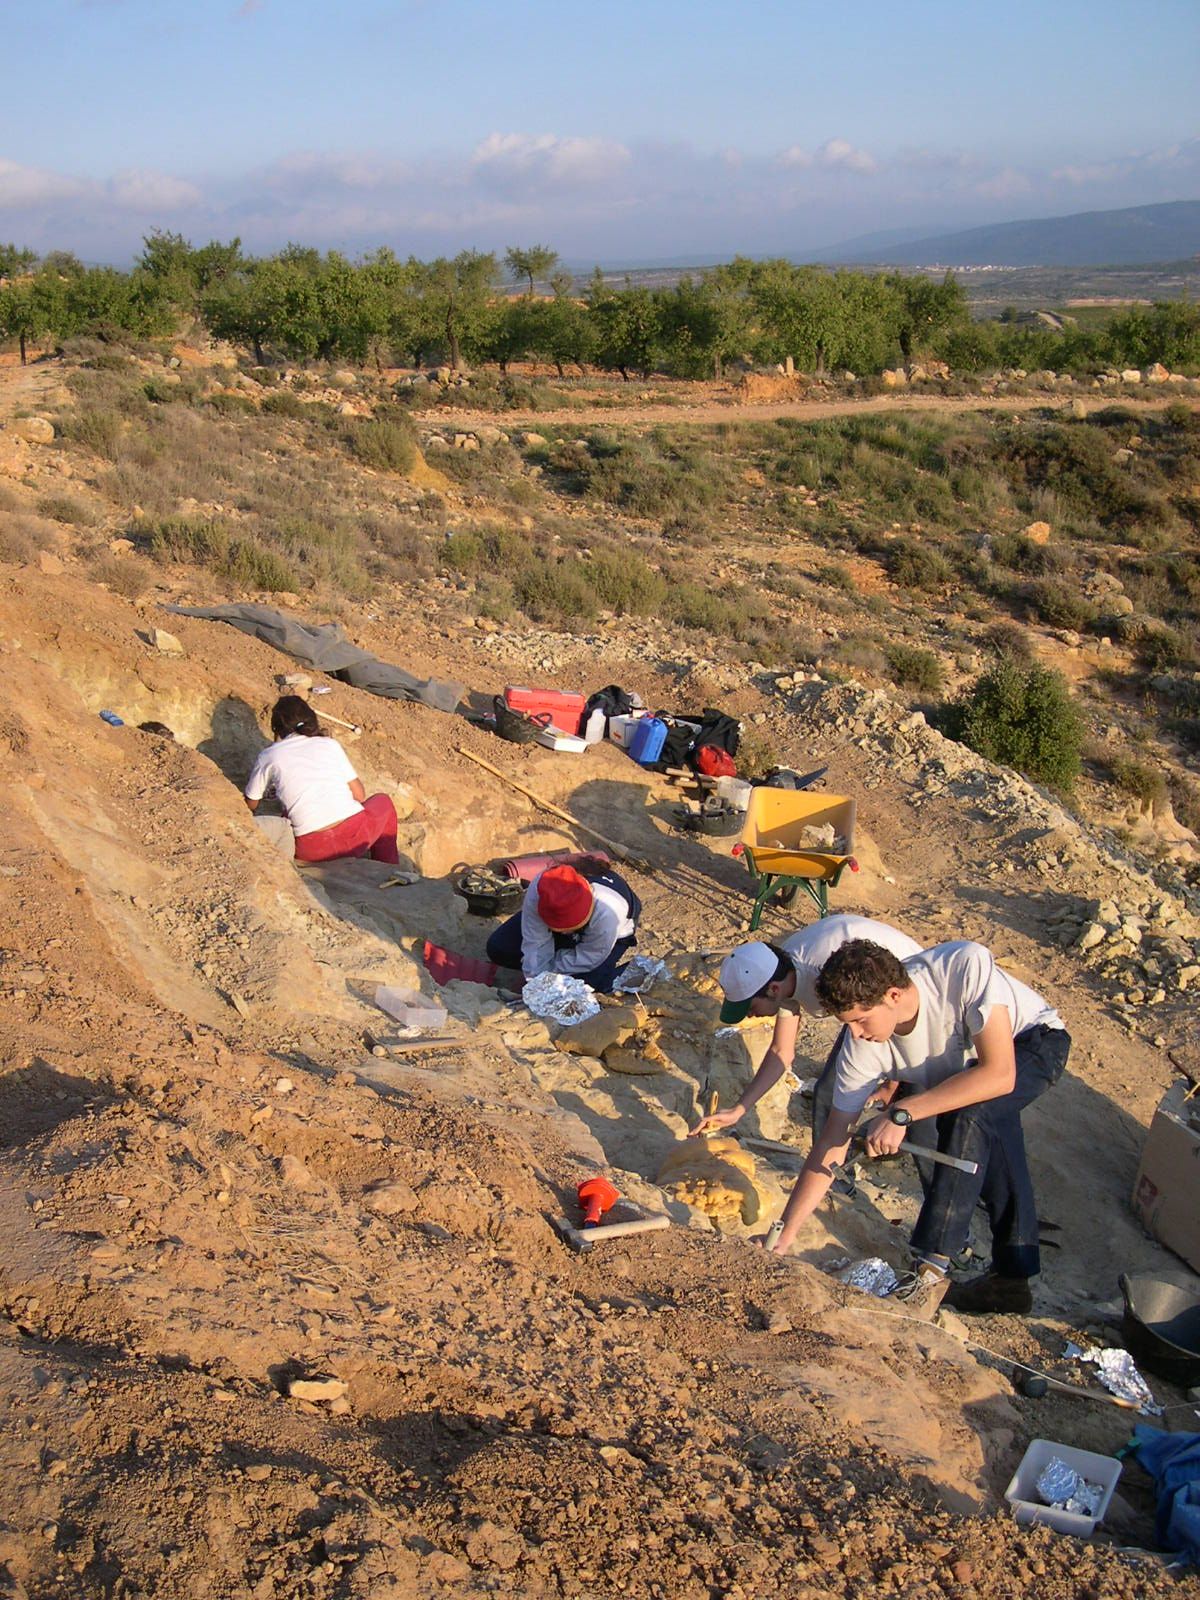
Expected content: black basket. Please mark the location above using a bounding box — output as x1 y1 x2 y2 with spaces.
454 868 525 918
492 694 551 745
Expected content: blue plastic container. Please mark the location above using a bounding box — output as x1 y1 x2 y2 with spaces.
629 716 667 765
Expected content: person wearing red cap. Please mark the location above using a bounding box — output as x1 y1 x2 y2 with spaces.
485 862 642 993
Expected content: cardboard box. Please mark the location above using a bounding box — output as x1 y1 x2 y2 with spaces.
1132 1079 1200 1273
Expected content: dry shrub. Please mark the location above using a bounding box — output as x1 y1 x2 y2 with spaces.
0 515 43 565
88 552 154 597
36 494 99 527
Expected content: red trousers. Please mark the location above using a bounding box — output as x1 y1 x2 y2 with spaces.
293 794 400 865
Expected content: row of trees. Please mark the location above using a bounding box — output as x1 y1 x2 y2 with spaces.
2 233 1198 377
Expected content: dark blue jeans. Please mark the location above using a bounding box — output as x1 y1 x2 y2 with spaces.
908 1024 1070 1279
485 916 637 994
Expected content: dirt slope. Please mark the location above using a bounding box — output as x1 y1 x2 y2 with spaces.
0 556 1195 1599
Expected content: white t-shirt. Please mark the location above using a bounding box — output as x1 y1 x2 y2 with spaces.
782 914 922 1017
831 940 1065 1115
244 733 361 838
521 875 636 977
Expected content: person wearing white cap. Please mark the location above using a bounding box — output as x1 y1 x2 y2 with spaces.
691 914 920 1142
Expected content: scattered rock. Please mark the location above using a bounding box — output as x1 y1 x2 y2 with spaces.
287 1377 347 1402
362 1178 418 1215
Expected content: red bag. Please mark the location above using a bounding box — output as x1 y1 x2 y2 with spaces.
696 745 736 777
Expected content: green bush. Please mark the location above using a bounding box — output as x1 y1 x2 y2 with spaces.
1107 756 1166 809
343 417 416 474
815 561 856 592
1025 578 1096 630
1137 625 1196 672
1163 400 1193 429
146 517 298 591
143 377 190 404
884 642 944 693
585 548 666 615
513 559 597 622
942 660 1083 791
441 524 530 575
982 620 1034 661
203 390 257 416
888 538 953 591
989 531 1055 573
261 389 308 419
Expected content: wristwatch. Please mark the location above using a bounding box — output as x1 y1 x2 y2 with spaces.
888 1106 913 1127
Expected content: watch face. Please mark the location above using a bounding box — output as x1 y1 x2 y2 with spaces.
891 1107 912 1126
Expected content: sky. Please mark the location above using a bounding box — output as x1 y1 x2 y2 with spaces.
2 0 1198 265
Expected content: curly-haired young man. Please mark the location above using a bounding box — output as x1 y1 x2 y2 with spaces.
769 938 1069 1318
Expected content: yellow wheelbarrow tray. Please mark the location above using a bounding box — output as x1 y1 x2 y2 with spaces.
732 788 858 931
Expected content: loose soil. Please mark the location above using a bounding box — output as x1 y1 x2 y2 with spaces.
0 359 1197 1599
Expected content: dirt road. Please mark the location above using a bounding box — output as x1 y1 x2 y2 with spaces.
414 389 1194 432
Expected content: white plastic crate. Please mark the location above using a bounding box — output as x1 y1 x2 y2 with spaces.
1005 1439 1121 1537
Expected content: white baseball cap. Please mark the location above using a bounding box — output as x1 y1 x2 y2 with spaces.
718 942 781 1023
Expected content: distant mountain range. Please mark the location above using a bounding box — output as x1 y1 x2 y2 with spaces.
823 200 1200 268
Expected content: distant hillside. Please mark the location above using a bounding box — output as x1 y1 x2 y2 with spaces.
831 200 1200 268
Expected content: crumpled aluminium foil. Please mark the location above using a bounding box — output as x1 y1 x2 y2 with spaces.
837 1257 899 1297
1036 1457 1104 1516
521 972 600 1025
613 956 668 995
1081 1345 1162 1415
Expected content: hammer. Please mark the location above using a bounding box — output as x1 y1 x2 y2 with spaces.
551 1213 670 1254
313 707 363 737
552 1175 670 1253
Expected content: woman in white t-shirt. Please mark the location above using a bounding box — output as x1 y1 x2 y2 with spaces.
244 696 400 865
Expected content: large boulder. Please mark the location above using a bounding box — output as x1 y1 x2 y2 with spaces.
9 416 55 444
1143 363 1170 384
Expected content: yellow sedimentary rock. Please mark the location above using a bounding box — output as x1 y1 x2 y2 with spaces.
656 1136 762 1225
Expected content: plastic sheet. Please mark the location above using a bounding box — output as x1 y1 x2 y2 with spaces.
1036 1457 1104 1516
521 972 600 1025
613 956 668 995
837 1257 899 1297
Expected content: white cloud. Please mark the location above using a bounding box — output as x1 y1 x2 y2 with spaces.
817 138 876 174
974 166 1032 201
1051 136 1200 187
472 132 631 187
0 158 85 208
778 138 876 174
108 169 202 211
265 152 412 191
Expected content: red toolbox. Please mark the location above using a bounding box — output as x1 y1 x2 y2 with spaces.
503 686 586 736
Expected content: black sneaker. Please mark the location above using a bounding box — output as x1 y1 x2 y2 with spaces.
943 1271 1033 1315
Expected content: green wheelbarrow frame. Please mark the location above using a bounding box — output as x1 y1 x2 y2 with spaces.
740 857 854 931
733 788 858 933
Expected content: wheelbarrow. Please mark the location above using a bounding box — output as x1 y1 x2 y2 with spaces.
732 787 857 931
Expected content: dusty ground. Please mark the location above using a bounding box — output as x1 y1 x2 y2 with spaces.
1 360 1198 1598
